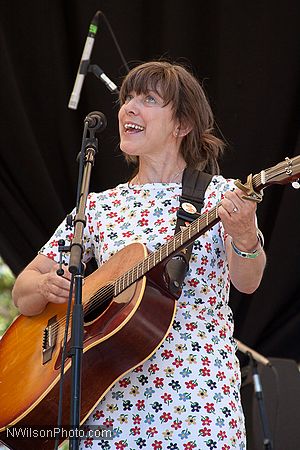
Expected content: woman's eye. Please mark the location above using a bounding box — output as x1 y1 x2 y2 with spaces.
124 94 133 103
145 95 157 104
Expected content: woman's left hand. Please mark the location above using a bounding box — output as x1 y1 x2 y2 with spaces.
218 188 258 250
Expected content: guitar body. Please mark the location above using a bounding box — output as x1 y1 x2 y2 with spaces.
0 242 177 450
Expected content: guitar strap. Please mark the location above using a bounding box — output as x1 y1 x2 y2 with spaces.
165 168 213 297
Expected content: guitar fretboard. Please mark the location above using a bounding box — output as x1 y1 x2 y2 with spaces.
114 171 265 296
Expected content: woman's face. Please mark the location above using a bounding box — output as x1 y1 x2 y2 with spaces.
118 90 180 159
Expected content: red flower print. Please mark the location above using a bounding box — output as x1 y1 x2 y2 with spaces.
171 419 182 430
189 278 199 287
229 419 237 429
161 393 173 404
154 218 165 225
201 356 210 367
208 296 217 306
196 267 206 275
222 385 230 395
141 209 150 217
115 441 127 450
152 441 163 450
130 426 140 436
219 329 226 338
185 322 197 331
153 377 164 388
136 400 145 410
138 218 148 226
185 380 197 389
122 231 133 238
229 401 236 411
158 226 168 234
103 418 113 427
201 256 209 265
183 442 197 450
201 416 212 426
93 409 104 420
160 412 172 422
199 367 210 376
47 251 56 260
218 430 227 440
133 414 142 425
204 344 213 354
205 242 212 252
119 377 130 388
204 403 215 413
172 357 183 368
199 427 211 437
161 349 174 359
89 200 96 209
217 371 226 381
148 363 159 374
147 427 158 437
107 211 117 218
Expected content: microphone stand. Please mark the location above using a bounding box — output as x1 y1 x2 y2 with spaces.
68 120 100 450
236 340 273 450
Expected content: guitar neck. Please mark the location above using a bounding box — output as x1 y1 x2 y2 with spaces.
114 171 267 296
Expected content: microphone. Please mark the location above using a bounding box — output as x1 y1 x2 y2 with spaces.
84 111 107 131
68 11 101 110
88 64 119 94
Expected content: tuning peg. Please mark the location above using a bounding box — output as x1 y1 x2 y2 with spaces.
292 179 300 189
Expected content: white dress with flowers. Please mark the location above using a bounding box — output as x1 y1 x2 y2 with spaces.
40 176 246 450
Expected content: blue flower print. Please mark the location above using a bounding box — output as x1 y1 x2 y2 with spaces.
144 387 155 398
178 429 191 440
215 417 225 428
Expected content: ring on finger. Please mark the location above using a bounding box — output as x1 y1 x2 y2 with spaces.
232 206 238 213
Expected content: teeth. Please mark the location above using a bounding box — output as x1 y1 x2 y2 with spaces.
124 123 144 131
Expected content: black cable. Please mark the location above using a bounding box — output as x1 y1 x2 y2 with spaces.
53 275 75 450
99 10 130 73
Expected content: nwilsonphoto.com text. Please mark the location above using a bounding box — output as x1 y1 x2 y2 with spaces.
5 425 113 440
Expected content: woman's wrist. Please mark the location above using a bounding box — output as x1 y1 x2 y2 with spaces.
231 228 264 259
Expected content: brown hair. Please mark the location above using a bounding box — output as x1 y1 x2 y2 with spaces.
119 61 225 175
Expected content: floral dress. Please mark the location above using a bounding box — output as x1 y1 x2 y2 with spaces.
40 176 246 450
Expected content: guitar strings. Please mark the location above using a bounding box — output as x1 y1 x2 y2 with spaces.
45 205 221 336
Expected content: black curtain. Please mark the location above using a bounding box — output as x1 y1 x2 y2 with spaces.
1 0 300 363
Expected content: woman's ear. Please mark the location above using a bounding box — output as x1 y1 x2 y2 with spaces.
174 122 193 138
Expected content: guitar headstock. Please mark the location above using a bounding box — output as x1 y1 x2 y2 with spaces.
260 155 300 188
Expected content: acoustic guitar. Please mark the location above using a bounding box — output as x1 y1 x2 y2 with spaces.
0 156 299 450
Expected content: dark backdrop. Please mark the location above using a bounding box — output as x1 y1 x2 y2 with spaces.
1 0 300 364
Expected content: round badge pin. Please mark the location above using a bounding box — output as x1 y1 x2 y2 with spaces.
182 202 197 214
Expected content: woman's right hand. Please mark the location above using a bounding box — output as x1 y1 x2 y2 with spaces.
12 254 72 316
37 262 72 304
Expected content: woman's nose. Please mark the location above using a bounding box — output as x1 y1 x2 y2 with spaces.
124 97 140 115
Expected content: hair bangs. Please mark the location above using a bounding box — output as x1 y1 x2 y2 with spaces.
120 62 179 107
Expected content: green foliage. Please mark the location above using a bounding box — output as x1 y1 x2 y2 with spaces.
0 257 18 335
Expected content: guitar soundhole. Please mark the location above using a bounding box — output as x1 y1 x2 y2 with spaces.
83 283 114 323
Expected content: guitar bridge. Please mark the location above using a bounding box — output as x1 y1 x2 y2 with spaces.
42 315 58 364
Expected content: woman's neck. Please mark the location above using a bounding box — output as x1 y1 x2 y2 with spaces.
133 156 187 184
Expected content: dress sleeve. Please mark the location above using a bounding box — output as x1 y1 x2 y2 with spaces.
39 192 102 266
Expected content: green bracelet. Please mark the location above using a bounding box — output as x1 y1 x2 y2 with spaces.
231 229 264 259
